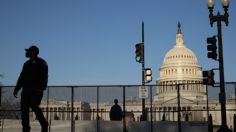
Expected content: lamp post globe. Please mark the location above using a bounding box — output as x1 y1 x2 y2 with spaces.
207 0 215 8
221 0 230 7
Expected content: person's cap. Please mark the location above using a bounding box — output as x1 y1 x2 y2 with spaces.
25 45 39 55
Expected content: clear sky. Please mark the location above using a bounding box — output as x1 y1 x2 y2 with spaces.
0 0 235 86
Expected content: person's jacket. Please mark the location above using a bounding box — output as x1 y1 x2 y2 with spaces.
109 105 123 121
15 57 48 92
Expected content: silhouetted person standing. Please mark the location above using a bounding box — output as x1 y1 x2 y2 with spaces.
110 99 123 121
13 45 48 132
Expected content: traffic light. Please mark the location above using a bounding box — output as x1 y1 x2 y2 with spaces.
202 70 215 86
207 36 217 60
135 43 143 63
145 68 152 83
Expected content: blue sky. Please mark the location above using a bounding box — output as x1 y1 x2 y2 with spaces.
0 0 235 85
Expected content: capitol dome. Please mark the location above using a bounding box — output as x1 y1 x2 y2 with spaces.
163 45 198 65
163 24 198 65
154 23 206 102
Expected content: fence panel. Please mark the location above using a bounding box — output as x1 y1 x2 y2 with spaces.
0 83 235 132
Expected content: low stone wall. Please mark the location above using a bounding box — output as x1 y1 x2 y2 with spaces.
1 119 208 132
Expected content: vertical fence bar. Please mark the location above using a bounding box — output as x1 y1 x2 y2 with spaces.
0 86 2 107
0 86 2 131
71 86 75 132
46 86 50 132
235 83 236 132
123 86 126 132
46 86 49 122
206 85 209 121
235 83 236 109
150 86 153 132
177 84 181 132
233 114 236 132
97 86 100 132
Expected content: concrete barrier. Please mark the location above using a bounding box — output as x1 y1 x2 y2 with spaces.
1 120 208 132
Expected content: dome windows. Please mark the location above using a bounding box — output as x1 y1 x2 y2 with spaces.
165 54 196 61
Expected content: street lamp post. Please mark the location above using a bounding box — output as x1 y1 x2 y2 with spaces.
206 0 231 131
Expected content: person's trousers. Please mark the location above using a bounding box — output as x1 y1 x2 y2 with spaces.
21 91 48 132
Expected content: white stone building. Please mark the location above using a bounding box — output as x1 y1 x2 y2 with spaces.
153 22 207 121
37 23 235 129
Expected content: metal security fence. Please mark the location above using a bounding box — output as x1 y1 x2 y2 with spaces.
0 82 236 132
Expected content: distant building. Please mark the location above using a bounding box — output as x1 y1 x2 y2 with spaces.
37 23 235 129
37 99 91 121
153 22 207 121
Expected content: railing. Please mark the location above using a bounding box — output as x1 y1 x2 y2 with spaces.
0 82 236 132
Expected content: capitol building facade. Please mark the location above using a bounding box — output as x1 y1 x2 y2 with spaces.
37 23 235 129
155 23 205 102
153 23 207 121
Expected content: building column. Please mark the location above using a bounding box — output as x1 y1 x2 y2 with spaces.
159 107 162 121
169 107 172 121
174 107 178 121
154 107 157 121
59 107 62 120
172 107 175 121
191 81 195 91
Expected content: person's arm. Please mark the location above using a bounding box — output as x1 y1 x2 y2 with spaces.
13 63 26 97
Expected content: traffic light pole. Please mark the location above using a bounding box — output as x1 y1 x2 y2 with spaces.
141 21 146 121
208 6 230 131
